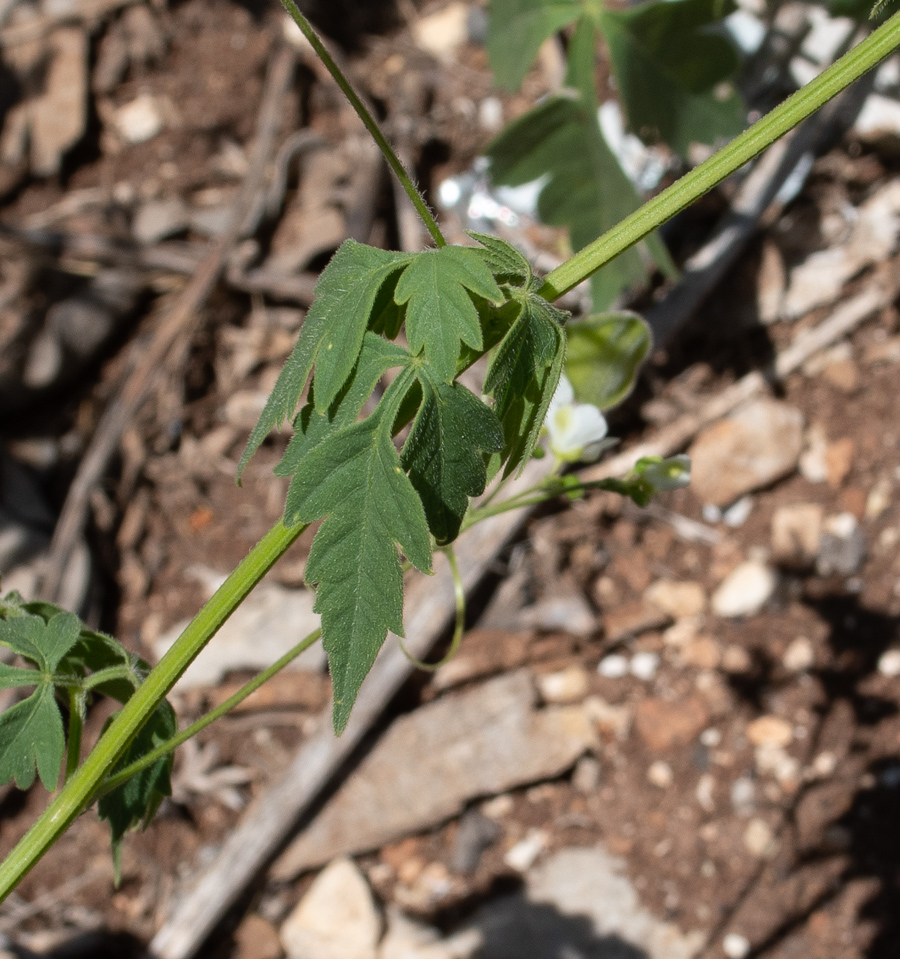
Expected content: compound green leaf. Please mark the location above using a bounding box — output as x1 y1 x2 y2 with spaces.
237 308 327 481
596 0 745 158
0 612 81 674
276 333 413 478
283 398 432 733
402 373 504 544
0 685 64 791
238 241 413 477
485 293 567 476
313 241 413 411
98 700 176 880
487 0 581 90
467 231 534 288
565 311 652 410
486 17 674 309
395 246 502 382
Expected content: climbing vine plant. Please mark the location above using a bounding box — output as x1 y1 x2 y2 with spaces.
0 0 896 901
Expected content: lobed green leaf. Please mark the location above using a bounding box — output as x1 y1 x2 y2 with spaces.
402 372 505 544
596 0 745 158
487 0 581 90
283 388 432 733
485 292 567 477
0 686 65 791
395 246 502 382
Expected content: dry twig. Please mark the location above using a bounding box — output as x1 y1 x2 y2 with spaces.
38 41 298 602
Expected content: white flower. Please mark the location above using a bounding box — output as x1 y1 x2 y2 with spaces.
544 374 616 463
634 454 691 492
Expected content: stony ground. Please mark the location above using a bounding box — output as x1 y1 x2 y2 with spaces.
0 1 898 958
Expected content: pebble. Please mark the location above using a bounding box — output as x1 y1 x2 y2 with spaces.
782 636 815 673
597 654 629 678
680 636 721 670
629 651 660 681
645 579 707 619
112 92 165 144
877 649 900 678
537 666 589 704
746 716 793 748
132 197 188 245
636 697 708 751
817 512 866 577
279 858 381 959
722 496 754 528
730 777 756 816
711 561 777 618
721 644 752 674
451 810 501 875
688 399 804 507
412 2 469 61
696 773 715 812
723 932 751 959
853 93 900 150
743 818 775 857
520 591 596 637
603 601 670 642
770 503 822 568
572 756 602 794
582 696 632 740
647 760 674 789
503 829 548 872
234 915 281 959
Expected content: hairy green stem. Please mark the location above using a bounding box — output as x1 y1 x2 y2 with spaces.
0 520 306 900
64 690 82 783
539 11 900 300
279 0 447 249
95 626 322 799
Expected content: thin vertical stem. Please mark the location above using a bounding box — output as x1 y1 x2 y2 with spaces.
279 0 446 249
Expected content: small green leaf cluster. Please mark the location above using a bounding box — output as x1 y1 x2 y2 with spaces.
0 594 175 870
241 234 568 732
485 0 746 307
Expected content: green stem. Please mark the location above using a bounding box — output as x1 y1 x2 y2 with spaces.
538 11 900 300
398 546 465 671
0 519 307 900
279 0 446 249
95 626 322 799
64 690 83 783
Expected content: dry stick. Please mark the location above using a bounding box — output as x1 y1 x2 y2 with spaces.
146 276 893 959
584 275 896 487
147 453 557 959
647 72 873 350
38 42 298 602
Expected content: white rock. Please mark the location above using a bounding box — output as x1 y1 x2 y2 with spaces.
854 93 900 148
537 666 589 705
730 777 756 816
113 92 165 144
280 858 381 959
771 503 823 568
645 579 706 619
630 651 660 681
743 818 775 857
723 932 751 959
878 649 900 678
711 562 777 618
689 399 804 507
413 3 469 61
647 760 674 789
783 636 815 672
722 496 754 528
516 847 703 959
597 654 629 678
132 198 188 245
503 829 548 872
746 715 793 748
